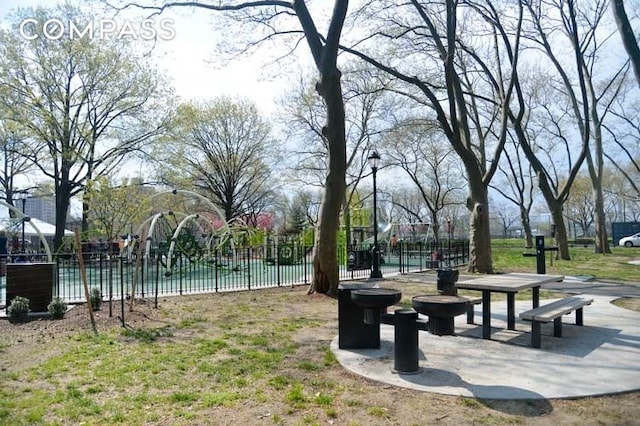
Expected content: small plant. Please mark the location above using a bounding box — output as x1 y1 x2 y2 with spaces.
48 297 67 319
90 287 102 311
7 296 30 322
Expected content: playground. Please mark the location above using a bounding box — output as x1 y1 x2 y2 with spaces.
0 188 473 314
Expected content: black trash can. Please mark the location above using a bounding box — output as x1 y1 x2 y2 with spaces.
436 268 459 296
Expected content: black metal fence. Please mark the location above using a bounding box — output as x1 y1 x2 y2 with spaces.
1 240 469 309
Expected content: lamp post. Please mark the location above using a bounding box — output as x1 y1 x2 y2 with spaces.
447 217 452 261
16 192 30 253
368 150 382 279
21 197 26 252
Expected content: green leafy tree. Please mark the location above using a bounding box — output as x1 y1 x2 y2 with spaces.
158 98 279 223
564 174 595 238
0 4 171 250
84 176 152 244
0 121 33 217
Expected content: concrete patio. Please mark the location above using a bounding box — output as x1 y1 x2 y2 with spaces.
332 293 640 399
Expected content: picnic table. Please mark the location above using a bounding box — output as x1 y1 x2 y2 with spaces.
456 272 564 339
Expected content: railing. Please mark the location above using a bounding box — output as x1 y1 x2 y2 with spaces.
0 240 469 307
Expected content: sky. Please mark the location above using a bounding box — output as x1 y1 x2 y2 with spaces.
0 0 293 115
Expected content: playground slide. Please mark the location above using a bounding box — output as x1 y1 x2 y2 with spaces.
360 223 393 246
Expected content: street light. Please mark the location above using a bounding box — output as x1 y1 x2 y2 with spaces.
368 150 382 279
447 217 452 262
16 192 30 253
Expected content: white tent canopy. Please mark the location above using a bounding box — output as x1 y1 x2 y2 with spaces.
0 217 74 237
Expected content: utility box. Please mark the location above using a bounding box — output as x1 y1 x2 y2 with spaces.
6 262 56 312
347 249 371 271
612 222 640 246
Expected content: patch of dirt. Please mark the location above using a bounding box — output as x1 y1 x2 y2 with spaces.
2 282 640 425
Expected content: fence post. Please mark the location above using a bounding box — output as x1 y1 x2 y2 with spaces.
303 244 308 285
276 245 281 286
246 246 251 290
119 256 125 327
154 255 160 308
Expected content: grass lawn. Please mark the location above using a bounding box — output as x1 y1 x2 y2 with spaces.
491 239 640 283
0 240 638 425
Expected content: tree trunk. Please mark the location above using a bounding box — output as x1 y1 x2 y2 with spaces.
612 0 640 87
308 70 347 298
520 205 533 248
466 185 492 274
550 204 570 260
585 75 612 254
592 189 610 254
82 200 90 235
54 182 72 252
431 211 440 243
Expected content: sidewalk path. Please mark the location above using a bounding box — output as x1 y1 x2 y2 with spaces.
332 272 640 399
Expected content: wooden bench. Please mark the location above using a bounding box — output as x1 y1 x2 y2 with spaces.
464 297 482 325
519 296 594 348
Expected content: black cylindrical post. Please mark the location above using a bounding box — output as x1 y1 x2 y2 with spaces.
368 150 383 279
393 309 421 374
535 235 546 274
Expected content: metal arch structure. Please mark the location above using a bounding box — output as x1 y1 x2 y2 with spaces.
165 213 223 276
138 210 189 258
0 200 53 262
136 190 233 275
146 189 229 230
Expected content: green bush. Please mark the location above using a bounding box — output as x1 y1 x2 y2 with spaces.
7 296 30 322
47 297 67 319
90 287 102 311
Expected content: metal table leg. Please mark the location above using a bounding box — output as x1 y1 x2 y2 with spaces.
507 293 516 330
482 290 491 339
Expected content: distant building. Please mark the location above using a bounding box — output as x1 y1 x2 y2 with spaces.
22 196 77 226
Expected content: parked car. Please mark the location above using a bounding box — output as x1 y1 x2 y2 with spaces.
619 232 640 247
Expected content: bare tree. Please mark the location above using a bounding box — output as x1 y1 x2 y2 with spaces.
280 65 391 247
492 198 521 240
604 95 640 201
611 0 640 87
491 134 536 248
519 0 628 255
343 0 524 273
385 187 429 226
382 121 466 242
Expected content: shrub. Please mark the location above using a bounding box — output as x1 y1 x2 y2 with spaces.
48 297 67 319
7 296 30 322
90 287 102 311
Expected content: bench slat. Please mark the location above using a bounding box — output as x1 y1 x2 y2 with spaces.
520 297 593 322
